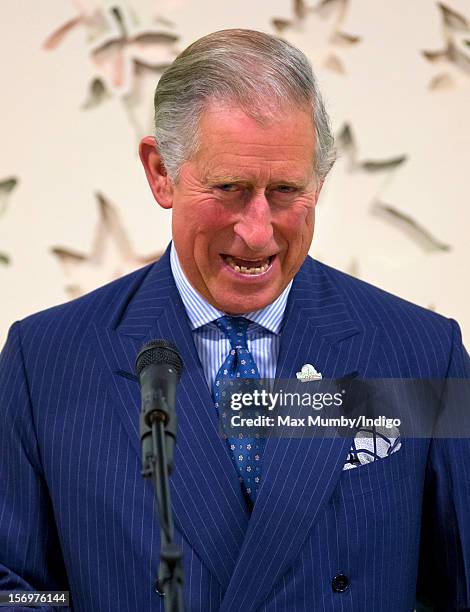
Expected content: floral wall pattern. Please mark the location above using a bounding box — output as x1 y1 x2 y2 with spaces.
0 0 468 345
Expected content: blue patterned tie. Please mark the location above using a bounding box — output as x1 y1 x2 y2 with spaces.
213 316 264 504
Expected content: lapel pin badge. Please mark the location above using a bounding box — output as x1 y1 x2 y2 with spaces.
296 363 322 382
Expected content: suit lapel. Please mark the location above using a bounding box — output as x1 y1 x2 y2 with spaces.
94 248 250 591
220 259 380 612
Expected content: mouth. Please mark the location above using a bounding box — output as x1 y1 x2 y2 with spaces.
221 254 274 276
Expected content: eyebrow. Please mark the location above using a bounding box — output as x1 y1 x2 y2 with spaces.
204 174 309 187
205 174 247 184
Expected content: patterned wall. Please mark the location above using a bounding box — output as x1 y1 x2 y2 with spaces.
0 0 469 345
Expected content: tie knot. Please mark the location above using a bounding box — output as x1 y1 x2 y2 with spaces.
216 316 250 349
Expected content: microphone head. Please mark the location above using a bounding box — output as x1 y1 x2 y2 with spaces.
135 340 184 379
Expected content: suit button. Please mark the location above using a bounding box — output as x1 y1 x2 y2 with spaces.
154 579 165 597
332 573 350 592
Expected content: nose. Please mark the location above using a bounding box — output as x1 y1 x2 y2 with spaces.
233 192 273 252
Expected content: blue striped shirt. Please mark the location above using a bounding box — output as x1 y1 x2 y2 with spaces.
170 243 292 387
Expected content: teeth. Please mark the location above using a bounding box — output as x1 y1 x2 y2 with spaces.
225 256 270 275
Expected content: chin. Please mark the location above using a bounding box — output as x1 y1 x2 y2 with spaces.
214 293 275 315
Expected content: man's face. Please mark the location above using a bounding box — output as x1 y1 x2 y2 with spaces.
165 103 320 313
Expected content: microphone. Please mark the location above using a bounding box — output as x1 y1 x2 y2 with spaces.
135 340 183 473
136 340 185 610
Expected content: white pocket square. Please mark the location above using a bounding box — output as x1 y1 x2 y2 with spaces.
342 426 401 470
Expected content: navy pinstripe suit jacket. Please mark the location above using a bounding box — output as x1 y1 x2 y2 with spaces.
1 247 470 611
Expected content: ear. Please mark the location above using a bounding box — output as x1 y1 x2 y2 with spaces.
139 136 174 209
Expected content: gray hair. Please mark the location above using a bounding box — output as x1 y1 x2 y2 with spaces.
153 28 336 182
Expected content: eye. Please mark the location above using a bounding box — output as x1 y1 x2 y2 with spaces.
275 185 297 193
216 183 239 192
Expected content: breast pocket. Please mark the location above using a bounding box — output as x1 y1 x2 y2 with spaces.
334 439 426 500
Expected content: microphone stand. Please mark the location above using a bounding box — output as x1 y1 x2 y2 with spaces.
141 388 184 612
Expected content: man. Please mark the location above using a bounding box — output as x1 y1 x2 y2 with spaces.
1 29 469 612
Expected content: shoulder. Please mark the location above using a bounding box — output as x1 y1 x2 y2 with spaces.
308 257 449 326
12 263 155 352
302 257 462 375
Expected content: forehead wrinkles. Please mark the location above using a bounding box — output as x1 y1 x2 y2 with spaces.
200 140 311 160
196 127 314 160
193 104 316 177
199 150 313 184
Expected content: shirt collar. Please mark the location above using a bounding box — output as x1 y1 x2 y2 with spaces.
170 242 292 335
